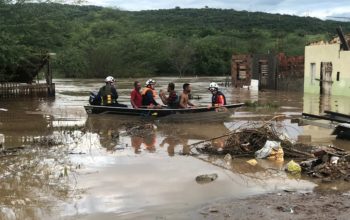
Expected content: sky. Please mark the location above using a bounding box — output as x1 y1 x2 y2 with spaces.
85 0 350 20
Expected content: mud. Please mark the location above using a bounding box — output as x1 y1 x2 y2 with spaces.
197 190 350 220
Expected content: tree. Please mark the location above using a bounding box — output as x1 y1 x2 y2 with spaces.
192 37 232 75
165 38 194 77
56 47 87 78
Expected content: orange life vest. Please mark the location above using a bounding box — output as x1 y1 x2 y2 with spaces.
141 87 157 98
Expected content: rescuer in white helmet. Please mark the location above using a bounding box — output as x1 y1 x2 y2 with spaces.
97 76 127 107
141 79 162 108
208 82 226 107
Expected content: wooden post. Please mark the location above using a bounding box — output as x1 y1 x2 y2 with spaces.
0 134 4 148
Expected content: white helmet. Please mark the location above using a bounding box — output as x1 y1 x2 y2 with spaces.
105 76 115 83
145 79 156 86
209 82 219 90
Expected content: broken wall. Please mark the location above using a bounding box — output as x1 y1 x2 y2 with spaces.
276 53 304 92
231 55 253 88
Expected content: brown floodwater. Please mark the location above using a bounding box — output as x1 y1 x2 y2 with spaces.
0 77 349 219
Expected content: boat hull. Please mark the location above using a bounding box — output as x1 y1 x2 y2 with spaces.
84 103 244 119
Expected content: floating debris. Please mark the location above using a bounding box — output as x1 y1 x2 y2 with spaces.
246 159 258 166
195 173 218 184
286 160 301 174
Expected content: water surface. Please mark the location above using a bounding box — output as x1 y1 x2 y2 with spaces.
0 77 349 219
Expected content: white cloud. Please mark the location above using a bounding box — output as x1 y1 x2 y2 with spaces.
85 0 350 19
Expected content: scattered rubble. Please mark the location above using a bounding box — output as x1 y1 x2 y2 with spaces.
194 122 350 182
300 146 350 182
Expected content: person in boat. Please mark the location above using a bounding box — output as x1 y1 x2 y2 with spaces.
159 82 179 108
208 82 227 107
130 81 142 108
179 83 195 108
98 76 127 107
141 79 162 109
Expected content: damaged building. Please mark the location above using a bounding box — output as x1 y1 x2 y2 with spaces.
304 27 350 97
231 53 304 91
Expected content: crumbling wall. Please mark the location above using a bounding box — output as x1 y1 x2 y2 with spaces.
231 53 304 91
231 54 252 88
276 53 304 91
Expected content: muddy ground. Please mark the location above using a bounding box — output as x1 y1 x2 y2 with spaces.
196 190 350 220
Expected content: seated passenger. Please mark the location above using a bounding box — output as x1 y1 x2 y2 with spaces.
179 83 195 109
159 82 179 108
98 76 127 107
208 82 226 107
141 79 162 109
130 81 142 108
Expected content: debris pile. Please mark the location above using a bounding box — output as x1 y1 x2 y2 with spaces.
300 146 350 181
197 125 313 159
190 119 350 182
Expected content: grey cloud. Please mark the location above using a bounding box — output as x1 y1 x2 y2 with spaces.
90 0 350 19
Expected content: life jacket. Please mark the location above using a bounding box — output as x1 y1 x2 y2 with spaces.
141 87 158 106
212 91 227 106
99 84 116 105
141 87 157 97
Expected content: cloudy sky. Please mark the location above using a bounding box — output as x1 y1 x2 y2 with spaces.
85 0 350 20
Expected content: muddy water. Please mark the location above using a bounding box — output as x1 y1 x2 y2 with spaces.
0 77 349 219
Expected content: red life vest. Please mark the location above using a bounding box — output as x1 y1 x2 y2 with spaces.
212 91 227 106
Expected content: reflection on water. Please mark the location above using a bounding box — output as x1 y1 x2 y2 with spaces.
160 135 188 156
0 77 349 219
303 93 350 115
58 128 316 220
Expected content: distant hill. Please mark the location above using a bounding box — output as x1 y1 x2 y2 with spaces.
1 3 349 80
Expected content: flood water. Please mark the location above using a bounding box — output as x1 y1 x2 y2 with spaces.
0 77 349 219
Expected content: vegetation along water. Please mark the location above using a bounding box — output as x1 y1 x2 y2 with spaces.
1 2 350 81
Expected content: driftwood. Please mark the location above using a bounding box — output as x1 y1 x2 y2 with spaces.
194 122 314 159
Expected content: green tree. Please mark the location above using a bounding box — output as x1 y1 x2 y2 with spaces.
165 38 194 77
56 47 87 78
